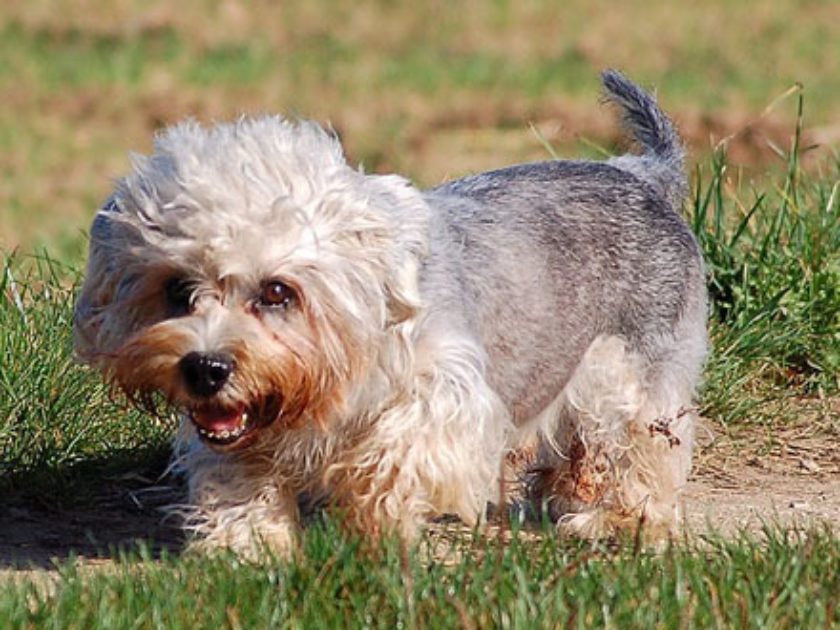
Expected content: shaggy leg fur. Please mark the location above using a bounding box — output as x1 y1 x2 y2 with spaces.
326 331 510 539
175 437 301 557
531 331 703 538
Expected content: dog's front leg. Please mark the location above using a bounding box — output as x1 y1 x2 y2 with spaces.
329 334 512 541
181 454 301 558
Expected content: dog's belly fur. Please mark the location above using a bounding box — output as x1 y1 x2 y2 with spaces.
424 160 704 425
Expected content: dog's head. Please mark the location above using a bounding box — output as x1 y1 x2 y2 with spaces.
75 116 428 450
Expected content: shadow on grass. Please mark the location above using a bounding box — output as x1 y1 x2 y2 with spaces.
0 445 185 569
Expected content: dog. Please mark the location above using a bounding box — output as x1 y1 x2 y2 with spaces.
74 70 707 556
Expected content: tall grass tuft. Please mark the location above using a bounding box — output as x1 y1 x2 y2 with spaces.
689 92 840 424
0 252 173 503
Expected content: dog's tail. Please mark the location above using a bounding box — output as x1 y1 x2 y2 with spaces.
601 69 686 209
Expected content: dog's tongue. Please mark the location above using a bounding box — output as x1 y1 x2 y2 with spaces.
191 406 247 432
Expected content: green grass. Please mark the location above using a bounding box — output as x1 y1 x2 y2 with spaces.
0 252 174 504
2 523 839 628
690 94 840 425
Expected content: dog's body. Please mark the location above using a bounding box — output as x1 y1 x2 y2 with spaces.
75 71 706 555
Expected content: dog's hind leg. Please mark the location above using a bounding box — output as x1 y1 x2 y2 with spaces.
531 334 700 539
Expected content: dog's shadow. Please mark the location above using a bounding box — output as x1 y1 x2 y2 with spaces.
0 446 185 570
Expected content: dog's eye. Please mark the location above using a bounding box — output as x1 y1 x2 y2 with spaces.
260 280 296 309
164 277 193 316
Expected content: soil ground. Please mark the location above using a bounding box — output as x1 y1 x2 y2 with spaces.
684 421 840 535
1 421 838 585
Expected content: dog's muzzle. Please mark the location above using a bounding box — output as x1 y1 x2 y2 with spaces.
178 351 282 448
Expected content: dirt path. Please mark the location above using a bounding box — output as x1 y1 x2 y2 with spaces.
684 421 840 535
1 422 838 583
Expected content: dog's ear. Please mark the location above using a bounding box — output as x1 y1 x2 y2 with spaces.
384 257 420 326
74 197 124 363
362 174 430 328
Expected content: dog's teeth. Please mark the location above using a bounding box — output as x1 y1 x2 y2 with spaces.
191 407 256 443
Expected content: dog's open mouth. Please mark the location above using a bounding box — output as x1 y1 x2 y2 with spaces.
188 397 281 447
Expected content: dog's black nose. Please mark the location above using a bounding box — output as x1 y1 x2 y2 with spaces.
179 351 234 397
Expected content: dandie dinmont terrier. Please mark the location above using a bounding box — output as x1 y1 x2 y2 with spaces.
74 70 706 555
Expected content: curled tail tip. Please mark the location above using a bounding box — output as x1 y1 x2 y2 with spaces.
599 68 655 108
600 69 651 109
600 68 634 94
599 69 686 206
599 69 683 162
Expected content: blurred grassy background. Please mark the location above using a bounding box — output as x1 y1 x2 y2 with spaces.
2 0 840 259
